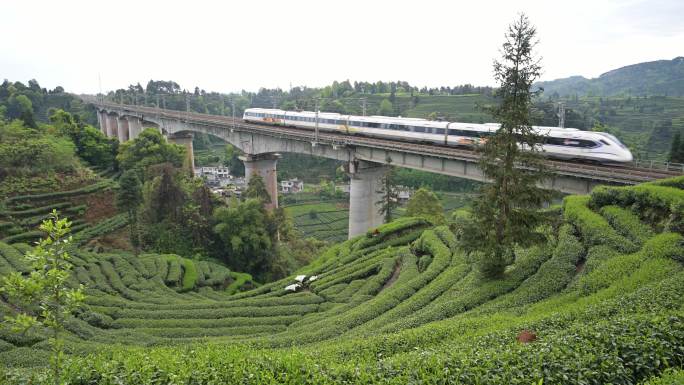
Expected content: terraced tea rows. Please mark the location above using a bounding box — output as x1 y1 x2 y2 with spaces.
1 177 684 384
0 175 121 246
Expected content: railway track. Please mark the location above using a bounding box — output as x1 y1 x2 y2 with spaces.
94 102 683 184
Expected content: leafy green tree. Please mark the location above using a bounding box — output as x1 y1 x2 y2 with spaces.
462 14 550 278
405 187 446 224
376 163 398 223
378 99 393 116
10 94 37 128
50 109 116 169
668 130 684 163
0 119 76 176
213 199 274 278
117 170 143 254
0 211 85 385
245 173 271 204
223 145 245 176
117 129 185 176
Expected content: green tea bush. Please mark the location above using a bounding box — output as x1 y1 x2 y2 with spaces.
1 230 44 244
600 205 655 245
1 202 70 217
577 233 683 294
642 369 684 385
591 184 684 232
563 195 637 252
72 214 128 245
0 242 30 273
5 179 113 204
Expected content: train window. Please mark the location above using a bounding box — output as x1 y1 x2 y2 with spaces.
350 121 361 126
367 122 380 128
545 137 598 148
600 139 610 145
435 128 445 135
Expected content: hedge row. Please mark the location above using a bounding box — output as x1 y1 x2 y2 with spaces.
591 184 684 232
382 244 551 333
0 242 30 273
5 179 113 204
112 315 301 329
480 224 585 312
72 214 128 246
600 205 655 245
280 230 453 343
0 202 71 217
563 195 637 252
1 230 44 244
94 302 323 320
577 232 684 295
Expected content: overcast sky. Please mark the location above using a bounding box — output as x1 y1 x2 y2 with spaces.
2 0 683 94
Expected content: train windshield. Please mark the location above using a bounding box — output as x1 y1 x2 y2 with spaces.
598 133 627 149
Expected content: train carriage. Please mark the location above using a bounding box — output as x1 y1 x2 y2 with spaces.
244 108 633 164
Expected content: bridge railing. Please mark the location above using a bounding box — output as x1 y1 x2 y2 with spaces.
632 159 684 172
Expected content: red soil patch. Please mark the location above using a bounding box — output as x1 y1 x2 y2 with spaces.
88 226 133 252
77 191 119 224
516 330 537 344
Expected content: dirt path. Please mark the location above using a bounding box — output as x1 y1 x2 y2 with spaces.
380 262 402 292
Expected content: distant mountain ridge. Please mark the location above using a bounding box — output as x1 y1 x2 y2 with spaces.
535 56 684 97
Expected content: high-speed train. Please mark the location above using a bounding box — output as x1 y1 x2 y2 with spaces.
243 108 633 164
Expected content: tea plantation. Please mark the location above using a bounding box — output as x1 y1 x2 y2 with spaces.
2 177 684 384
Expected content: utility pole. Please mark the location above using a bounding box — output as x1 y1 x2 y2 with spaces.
361 97 367 116
557 102 565 128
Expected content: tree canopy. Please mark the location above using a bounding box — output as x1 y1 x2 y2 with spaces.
405 188 446 225
462 14 550 278
117 129 185 174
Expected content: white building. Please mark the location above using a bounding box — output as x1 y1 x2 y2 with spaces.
195 166 232 179
281 179 304 194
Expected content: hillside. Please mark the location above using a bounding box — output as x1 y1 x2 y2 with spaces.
1 176 684 384
535 57 684 97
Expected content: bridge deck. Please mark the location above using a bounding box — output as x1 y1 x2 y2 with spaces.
94 102 682 185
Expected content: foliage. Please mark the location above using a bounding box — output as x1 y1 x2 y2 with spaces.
375 163 398 223
377 99 393 116
0 211 85 384
117 170 143 253
668 130 684 163
462 14 550 277
0 120 76 178
116 129 185 175
244 173 271 204
49 109 117 169
405 187 446 224
213 199 274 280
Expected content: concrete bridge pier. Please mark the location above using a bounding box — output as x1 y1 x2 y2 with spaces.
127 117 143 140
167 133 195 174
117 117 129 143
348 160 388 239
241 153 280 211
96 111 107 135
106 114 118 139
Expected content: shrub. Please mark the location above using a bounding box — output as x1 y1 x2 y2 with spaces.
563 195 637 252
179 258 198 292
600 205 655 245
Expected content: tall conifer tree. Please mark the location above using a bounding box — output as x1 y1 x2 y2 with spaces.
462 14 550 277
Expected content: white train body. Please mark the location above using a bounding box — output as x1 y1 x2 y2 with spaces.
243 108 633 164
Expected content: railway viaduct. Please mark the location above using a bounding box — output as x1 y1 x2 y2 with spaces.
93 102 681 238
